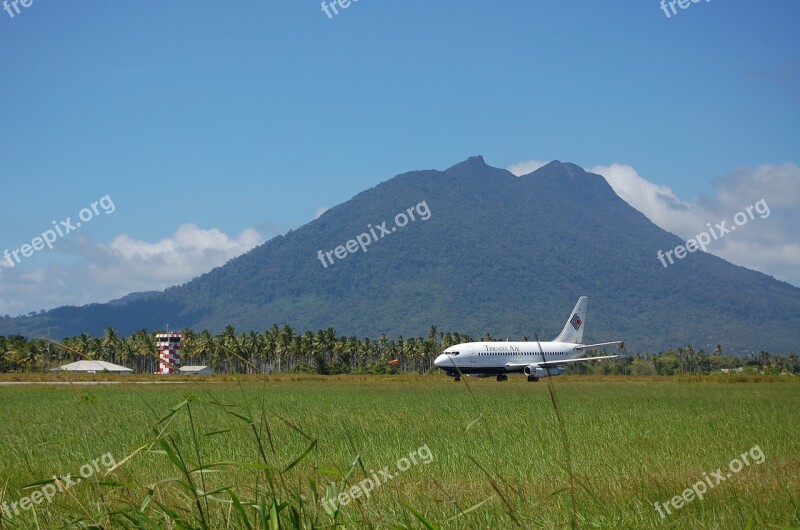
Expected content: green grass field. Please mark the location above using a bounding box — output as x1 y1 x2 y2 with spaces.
0 375 797 529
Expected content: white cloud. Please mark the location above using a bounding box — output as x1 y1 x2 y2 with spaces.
314 206 329 219
587 162 800 286
507 159 548 177
0 224 264 316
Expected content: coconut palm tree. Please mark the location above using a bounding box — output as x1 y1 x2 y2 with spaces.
298 330 313 371
101 327 121 364
427 325 438 348
758 350 770 372
192 330 214 366
30 340 49 373
261 329 278 372
131 329 157 373
181 328 197 363
115 339 134 369
787 353 798 374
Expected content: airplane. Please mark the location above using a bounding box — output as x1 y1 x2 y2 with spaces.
433 297 623 382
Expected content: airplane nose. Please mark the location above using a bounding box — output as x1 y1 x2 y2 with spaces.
434 354 448 367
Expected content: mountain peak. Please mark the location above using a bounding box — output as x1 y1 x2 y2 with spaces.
445 155 487 172
533 160 584 176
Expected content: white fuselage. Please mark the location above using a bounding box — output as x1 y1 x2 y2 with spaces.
433 341 581 375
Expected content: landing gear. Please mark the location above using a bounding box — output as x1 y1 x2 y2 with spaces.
527 376 539 382
454 376 461 382
496 374 508 382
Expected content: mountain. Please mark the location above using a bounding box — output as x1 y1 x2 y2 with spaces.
106 291 161 307
2 156 799 353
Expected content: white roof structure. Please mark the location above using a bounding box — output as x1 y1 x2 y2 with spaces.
53 360 134 373
179 365 214 375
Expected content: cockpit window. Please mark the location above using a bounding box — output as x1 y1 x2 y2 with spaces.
449 351 460 356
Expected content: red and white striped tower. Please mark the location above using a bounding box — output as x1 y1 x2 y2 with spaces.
156 332 182 374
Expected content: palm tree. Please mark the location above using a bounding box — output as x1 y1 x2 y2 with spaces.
442 332 454 350
115 339 134 368
261 329 278 372
218 325 237 372
12 344 38 373
220 326 254 373
378 333 388 358
181 328 197 363
758 350 770 372
22 348 37 372
4 347 24 372
281 325 297 371
101 327 121 364
131 329 157 373
427 326 438 349
265 324 280 363
246 331 265 373
298 331 314 371
0 339 10 372
193 330 214 366
31 340 48 373
395 335 405 369
75 333 92 359
310 328 336 374
406 337 423 373
292 335 302 370
358 337 370 371
787 353 798 374
208 333 225 371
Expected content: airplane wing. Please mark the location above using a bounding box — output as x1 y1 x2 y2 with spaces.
575 341 624 351
505 354 619 370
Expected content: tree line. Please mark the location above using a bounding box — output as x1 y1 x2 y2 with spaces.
0 327 797 376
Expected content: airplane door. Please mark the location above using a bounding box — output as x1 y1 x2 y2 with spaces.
470 351 477 363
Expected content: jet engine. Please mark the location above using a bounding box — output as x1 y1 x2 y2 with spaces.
523 365 565 378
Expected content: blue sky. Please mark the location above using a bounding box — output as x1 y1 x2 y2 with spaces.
1 0 798 315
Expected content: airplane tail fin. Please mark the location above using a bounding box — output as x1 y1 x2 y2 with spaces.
554 296 587 344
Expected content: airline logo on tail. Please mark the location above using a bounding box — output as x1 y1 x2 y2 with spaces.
570 314 582 330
